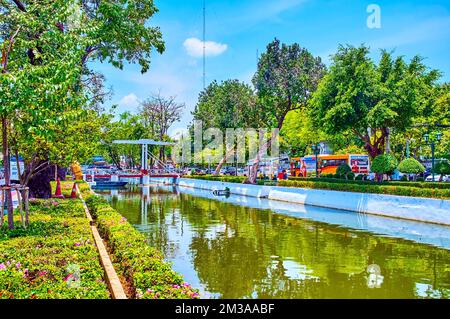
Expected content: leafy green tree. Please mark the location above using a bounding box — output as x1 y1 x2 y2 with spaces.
246 39 325 183
434 161 450 175
336 164 352 180
310 45 440 159
397 158 425 180
371 154 398 181
192 79 257 174
99 111 149 169
1 0 164 211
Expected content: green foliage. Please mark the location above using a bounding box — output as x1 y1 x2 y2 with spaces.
289 176 450 189
82 189 199 299
398 158 426 174
0 191 109 299
434 161 450 175
336 164 352 177
279 180 450 199
186 175 246 184
253 39 326 129
310 45 441 158
371 154 399 175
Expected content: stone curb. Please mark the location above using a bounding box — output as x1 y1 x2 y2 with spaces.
76 185 127 299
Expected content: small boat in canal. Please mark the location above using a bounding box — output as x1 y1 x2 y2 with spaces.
91 180 128 189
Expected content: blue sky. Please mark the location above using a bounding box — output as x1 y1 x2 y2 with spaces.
91 0 450 136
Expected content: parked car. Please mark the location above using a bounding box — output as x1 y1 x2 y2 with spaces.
425 175 448 182
221 167 237 175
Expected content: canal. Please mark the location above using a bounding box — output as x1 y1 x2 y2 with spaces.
96 185 450 299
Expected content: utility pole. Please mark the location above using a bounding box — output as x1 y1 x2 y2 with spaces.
203 0 206 90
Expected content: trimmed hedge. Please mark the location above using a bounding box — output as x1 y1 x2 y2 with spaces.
82 189 199 299
288 177 450 190
0 194 110 299
279 180 450 199
185 175 246 183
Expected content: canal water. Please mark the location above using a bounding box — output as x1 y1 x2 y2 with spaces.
97 185 450 299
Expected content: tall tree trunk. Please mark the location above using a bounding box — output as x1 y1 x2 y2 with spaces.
2 117 14 229
214 157 227 176
385 127 391 154
25 163 66 198
244 113 286 184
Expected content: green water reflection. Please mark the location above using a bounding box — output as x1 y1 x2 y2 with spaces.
99 187 450 299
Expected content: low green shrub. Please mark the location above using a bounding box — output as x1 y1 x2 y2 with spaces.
371 154 398 176
185 175 246 183
84 193 199 299
278 180 450 199
398 158 426 175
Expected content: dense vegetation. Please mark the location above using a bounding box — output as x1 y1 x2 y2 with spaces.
0 191 109 299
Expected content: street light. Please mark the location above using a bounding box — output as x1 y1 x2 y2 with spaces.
423 132 442 182
311 143 321 178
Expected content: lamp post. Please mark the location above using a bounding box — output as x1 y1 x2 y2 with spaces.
424 132 442 181
311 143 321 178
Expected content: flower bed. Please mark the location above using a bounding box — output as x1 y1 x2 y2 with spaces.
80 186 199 299
0 194 110 299
278 180 450 200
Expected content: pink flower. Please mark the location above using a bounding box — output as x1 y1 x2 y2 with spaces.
16 262 21 269
0 263 6 270
182 282 191 288
74 242 82 247
190 292 199 298
172 284 180 289
63 274 73 281
6 261 11 266
147 289 154 293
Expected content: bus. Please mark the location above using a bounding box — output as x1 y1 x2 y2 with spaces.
247 155 290 179
290 154 370 177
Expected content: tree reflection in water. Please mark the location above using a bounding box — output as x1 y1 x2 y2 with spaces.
98 186 450 299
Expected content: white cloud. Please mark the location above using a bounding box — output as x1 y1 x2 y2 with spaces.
118 93 139 108
183 38 228 58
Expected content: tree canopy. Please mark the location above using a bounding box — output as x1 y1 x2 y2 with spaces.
309 45 441 159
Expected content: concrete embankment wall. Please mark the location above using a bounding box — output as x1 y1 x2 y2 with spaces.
149 177 450 226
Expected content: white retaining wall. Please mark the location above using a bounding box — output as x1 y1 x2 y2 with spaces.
150 177 450 226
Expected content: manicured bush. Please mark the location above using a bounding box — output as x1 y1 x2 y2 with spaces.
371 154 398 176
83 193 199 299
398 158 426 175
0 194 110 299
337 164 352 177
185 175 246 183
289 176 449 189
278 180 450 199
